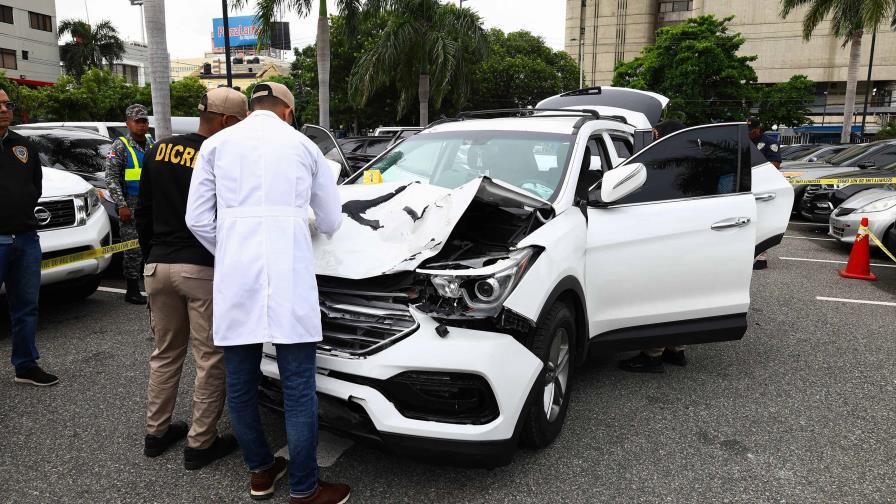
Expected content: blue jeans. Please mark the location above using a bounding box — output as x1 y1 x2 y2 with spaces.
223 343 319 497
0 232 42 374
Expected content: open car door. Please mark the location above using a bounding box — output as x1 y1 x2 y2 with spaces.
300 125 353 181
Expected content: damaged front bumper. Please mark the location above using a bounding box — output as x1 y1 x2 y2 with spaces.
260 306 543 466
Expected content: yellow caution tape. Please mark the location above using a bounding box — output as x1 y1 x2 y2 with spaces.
861 225 896 264
362 169 383 185
788 177 896 185
41 239 140 271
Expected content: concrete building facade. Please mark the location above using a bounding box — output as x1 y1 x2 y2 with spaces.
111 41 149 86
0 0 60 85
565 0 896 122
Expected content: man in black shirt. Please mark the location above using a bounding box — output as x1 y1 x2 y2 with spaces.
135 88 247 468
0 89 58 387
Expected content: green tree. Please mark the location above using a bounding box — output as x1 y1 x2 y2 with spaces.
58 19 126 80
350 0 488 126
781 0 896 143
231 0 364 129
29 69 139 122
468 29 579 110
169 77 208 117
876 121 896 140
755 75 816 128
612 15 757 125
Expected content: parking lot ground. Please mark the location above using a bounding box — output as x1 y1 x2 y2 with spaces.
1 219 894 503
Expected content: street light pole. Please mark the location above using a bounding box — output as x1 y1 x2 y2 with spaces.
860 26 877 138
128 0 146 44
222 0 233 88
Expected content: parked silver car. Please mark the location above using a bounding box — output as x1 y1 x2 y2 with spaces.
829 188 896 248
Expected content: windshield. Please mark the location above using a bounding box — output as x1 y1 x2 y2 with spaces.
827 143 880 165
18 131 113 174
782 145 822 160
356 130 573 201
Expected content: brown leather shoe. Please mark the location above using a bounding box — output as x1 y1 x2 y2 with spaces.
288 481 351 504
250 456 288 500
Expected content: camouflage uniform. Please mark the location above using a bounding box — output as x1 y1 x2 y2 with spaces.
106 131 154 281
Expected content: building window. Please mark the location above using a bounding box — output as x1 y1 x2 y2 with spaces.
0 48 17 70
0 5 13 24
658 1 693 12
22 50 28 60
29 11 53 32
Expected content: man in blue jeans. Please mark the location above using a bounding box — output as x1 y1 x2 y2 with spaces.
186 82 347 503
0 88 57 386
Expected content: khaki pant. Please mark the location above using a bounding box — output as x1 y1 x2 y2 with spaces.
144 263 224 449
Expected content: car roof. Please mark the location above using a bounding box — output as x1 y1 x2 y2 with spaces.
423 115 631 135
12 126 112 140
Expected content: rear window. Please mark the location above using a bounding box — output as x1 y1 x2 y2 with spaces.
20 131 113 174
827 143 880 165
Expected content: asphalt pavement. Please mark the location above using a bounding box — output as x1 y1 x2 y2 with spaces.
0 220 894 503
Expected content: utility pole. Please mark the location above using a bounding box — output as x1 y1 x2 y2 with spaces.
860 27 877 138
222 0 233 88
129 0 146 44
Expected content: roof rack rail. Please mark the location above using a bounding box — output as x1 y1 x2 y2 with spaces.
457 108 602 120
559 86 602 97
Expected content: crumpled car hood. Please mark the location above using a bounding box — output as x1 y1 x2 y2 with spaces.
313 178 550 280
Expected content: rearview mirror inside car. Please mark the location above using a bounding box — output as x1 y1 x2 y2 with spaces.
590 162 647 205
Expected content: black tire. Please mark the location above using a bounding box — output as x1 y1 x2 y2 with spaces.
520 302 576 449
69 274 101 300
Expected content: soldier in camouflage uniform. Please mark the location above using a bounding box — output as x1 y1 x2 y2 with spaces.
106 104 155 304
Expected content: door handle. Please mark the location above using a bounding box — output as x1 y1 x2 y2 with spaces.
711 217 751 230
755 192 776 202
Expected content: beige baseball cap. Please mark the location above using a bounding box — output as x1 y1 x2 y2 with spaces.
198 87 249 119
250 82 295 109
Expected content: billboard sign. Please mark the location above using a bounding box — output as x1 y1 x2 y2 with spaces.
212 16 260 49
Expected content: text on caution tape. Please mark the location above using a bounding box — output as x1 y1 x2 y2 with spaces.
40 240 141 271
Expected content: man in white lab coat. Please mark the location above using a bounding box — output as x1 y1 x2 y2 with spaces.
186 82 349 504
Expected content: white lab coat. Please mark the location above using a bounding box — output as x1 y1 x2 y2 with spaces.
185 110 343 346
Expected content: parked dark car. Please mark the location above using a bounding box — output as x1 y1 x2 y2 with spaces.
338 136 393 156
799 161 896 222
780 144 820 160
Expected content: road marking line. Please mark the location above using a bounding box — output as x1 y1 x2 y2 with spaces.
97 286 148 295
788 222 828 227
783 236 836 241
779 257 896 268
817 296 896 307
275 430 354 468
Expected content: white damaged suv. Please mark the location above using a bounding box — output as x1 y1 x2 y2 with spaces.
260 87 794 466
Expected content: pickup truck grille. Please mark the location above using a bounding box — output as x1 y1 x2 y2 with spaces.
318 291 417 357
35 199 77 230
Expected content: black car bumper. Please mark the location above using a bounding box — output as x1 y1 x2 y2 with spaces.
799 189 834 223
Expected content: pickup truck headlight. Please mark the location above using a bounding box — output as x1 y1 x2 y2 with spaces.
83 188 102 217
856 197 896 213
419 247 538 317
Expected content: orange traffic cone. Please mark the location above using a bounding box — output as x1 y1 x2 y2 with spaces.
839 217 877 281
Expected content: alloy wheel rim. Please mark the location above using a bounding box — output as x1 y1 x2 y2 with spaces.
542 328 570 422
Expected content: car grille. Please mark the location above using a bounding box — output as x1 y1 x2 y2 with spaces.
803 185 822 198
831 225 845 238
35 199 77 230
834 207 856 217
318 290 417 358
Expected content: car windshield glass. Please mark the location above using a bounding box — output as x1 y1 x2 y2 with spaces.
827 143 879 165
783 145 822 160
357 130 573 201
20 131 112 174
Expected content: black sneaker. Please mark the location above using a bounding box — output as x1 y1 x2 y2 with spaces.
14 366 59 386
753 259 768 270
618 353 664 373
662 348 687 367
184 434 239 470
144 421 188 457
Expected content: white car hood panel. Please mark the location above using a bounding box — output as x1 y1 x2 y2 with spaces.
841 188 896 208
41 167 91 198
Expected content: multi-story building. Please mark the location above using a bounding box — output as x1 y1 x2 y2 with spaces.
170 53 290 91
565 0 896 125
110 41 149 86
0 0 60 86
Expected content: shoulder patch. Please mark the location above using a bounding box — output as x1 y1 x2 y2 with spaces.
770 144 779 152
757 142 765 150
12 145 28 164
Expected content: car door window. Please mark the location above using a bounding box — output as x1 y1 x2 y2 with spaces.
576 136 611 199
301 125 350 177
610 135 633 159
616 124 750 205
867 147 896 167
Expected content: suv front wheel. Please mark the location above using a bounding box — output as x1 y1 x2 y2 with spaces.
521 302 575 448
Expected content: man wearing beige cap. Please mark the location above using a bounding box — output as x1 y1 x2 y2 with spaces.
186 82 348 503
135 87 248 470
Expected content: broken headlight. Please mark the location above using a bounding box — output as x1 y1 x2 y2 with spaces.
418 247 538 317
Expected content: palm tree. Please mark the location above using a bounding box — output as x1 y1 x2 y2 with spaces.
58 19 126 80
350 0 487 126
144 0 172 138
231 0 362 129
781 0 896 143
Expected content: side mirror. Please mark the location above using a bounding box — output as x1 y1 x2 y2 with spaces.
591 163 647 205
326 159 343 181
857 160 875 169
